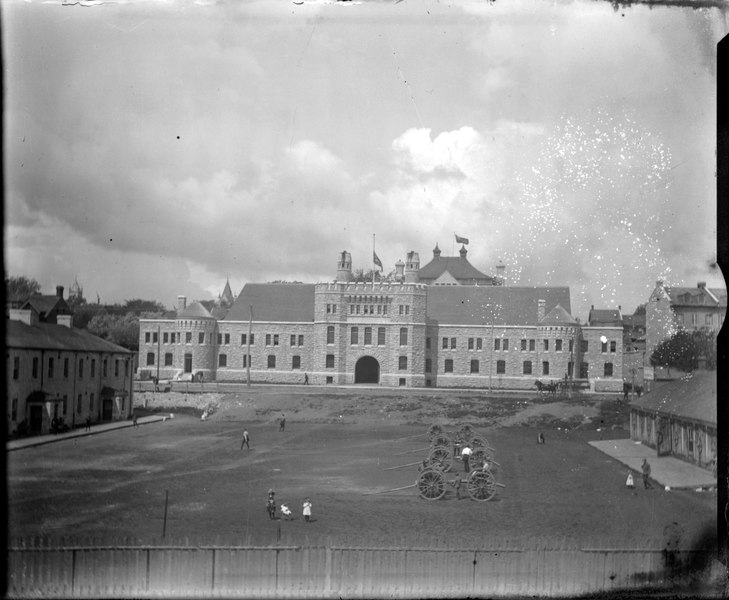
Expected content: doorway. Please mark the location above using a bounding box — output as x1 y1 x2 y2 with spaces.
354 356 380 384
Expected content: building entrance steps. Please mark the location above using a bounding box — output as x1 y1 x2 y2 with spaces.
589 438 716 490
6 415 167 452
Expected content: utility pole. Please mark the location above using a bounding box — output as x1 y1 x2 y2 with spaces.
246 305 252 388
156 326 161 384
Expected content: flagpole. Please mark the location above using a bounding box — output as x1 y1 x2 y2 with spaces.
372 234 376 286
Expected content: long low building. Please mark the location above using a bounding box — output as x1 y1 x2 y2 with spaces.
138 248 624 391
6 287 135 436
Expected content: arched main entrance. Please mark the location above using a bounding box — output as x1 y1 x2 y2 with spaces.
354 356 380 384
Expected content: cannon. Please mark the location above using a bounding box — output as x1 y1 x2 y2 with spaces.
416 467 502 502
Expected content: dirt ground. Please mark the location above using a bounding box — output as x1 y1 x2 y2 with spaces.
7 387 716 551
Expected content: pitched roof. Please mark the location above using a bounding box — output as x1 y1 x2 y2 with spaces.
666 286 727 307
177 302 214 320
7 320 132 354
224 284 316 322
541 304 578 325
21 295 72 319
425 286 572 326
418 255 495 285
588 308 622 327
622 313 646 329
629 371 716 426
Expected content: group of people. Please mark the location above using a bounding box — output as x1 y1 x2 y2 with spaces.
626 458 653 490
266 490 313 522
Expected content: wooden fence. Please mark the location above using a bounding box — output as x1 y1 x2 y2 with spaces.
6 536 722 598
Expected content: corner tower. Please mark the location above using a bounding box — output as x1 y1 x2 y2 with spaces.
336 251 353 282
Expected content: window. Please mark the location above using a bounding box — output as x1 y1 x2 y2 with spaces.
543 339 549 351
555 339 563 352
503 339 509 351
225 334 230 345
78 358 84 378
425 358 432 373
11 398 17 421
89 393 94 413
400 328 408 346
610 341 616 353
145 332 151 343
242 354 249 368
405 305 410 315
165 353 173 366
569 339 574 353
705 313 713 325
292 355 301 369
327 304 331 314
378 327 386 346
326 354 335 368
604 362 613 377
444 359 454 373
399 305 404 315
91 359 96 378
399 356 408 370
523 361 532 375
153 332 158 343
476 338 482 350
521 339 527 351
450 337 456 349
48 357 54 379
186 332 192 343
399 378 406 386
426 337 431 349
351 327 359 345
273 334 279 346
64 358 69 378
327 326 335 344
298 335 304 346
147 353 155 366
442 337 448 349
568 362 573 377
580 362 589 378
291 334 297 346
580 340 588 353
63 396 67 416
241 334 247 345
326 376 333 384
494 339 501 351
219 354 227 367
529 339 535 351
267 355 276 369
470 360 479 374
171 333 176 344
163 332 169 343
77 394 82 414
468 338 474 350
266 334 272 346
199 332 205 344
542 361 549 375
350 305 355 315
32 357 39 379
364 327 372 345
496 360 506 374
601 340 608 353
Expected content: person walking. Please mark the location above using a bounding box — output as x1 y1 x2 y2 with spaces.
453 474 463 500
641 458 652 489
85 417 91 432
266 490 276 520
461 446 472 473
241 429 250 450
132 411 139 427
304 373 309 385
302 497 312 522
279 414 286 432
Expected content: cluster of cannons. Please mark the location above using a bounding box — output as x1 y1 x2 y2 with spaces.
376 424 505 502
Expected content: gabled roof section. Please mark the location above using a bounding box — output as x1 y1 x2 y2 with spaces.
630 371 716 426
588 308 622 327
426 286 571 326
7 320 132 354
418 254 495 285
224 284 315 322
21 295 72 321
667 286 727 307
177 301 214 320
540 304 577 325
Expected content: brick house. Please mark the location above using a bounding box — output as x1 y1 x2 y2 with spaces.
7 287 134 436
139 247 623 391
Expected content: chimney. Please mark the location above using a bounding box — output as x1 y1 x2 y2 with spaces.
496 261 506 286
537 299 546 322
9 308 37 326
178 295 187 311
56 285 64 299
57 314 73 328
698 282 706 289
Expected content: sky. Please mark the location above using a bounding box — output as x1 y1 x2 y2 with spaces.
4 0 728 320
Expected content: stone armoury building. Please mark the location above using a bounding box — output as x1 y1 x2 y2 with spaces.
138 246 624 391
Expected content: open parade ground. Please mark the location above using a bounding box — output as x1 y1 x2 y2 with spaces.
7 386 717 552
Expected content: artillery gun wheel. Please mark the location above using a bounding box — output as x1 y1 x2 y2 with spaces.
428 447 453 472
467 470 497 502
470 435 489 449
471 449 499 474
431 433 452 449
417 469 446 501
458 425 474 442
428 424 443 440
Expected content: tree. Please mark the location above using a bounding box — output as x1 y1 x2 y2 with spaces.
633 303 646 316
86 312 141 351
650 329 717 373
123 299 166 312
5 275 42 304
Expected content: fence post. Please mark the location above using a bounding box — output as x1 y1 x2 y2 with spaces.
71 548 76 596
325 539 332 595
211 548 216 593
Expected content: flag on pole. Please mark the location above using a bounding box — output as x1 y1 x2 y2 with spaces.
373 251 383 270
455 234 469 245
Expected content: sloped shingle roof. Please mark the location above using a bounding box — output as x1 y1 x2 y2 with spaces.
588 308 622 327
667 286 727 307
177 302 214 320
418 256 495 284
224 284 316 322
21 295 71 318
426 286 571 326
629 371 716 426
541 304 578 325
7 320 132 354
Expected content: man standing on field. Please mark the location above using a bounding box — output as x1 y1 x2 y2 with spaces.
241 429 250 450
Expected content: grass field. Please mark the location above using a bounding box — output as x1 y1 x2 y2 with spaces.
7 387 716 552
